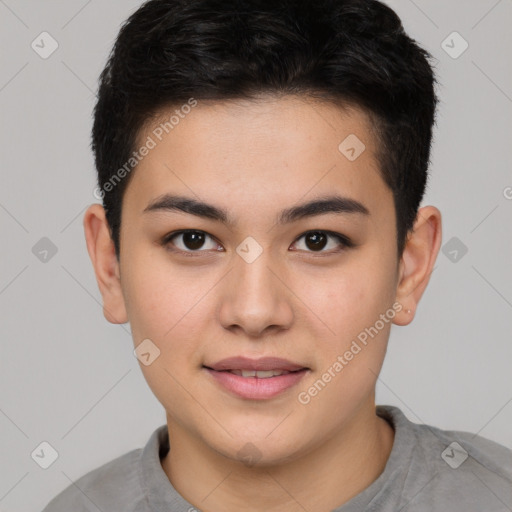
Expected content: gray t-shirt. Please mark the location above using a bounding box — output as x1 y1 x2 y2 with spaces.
42 405 512 511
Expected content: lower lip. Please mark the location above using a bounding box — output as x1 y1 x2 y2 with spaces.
204 368 308 400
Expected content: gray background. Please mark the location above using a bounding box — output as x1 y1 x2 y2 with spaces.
1 1 511 510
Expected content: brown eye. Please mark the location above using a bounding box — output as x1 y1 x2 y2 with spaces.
291 230 353 253
163 230 221 253
180 231 206 250
304 232 328 251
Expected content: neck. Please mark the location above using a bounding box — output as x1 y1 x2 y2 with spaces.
161 400 394 512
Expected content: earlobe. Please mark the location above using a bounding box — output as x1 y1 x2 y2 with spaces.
83 204 128 324
393 206 442 326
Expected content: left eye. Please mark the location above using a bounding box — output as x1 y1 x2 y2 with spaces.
291 231 353 253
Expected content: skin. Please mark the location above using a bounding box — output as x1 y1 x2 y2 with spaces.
84 95 442 512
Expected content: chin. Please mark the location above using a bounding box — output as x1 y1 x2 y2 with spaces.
206 429 310 468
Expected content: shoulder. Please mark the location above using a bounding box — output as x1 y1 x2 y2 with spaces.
41 447 146 512
379 405 512 511
411 413 512 481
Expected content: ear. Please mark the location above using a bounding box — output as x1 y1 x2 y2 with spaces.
393 206 442 326
83 204 128 324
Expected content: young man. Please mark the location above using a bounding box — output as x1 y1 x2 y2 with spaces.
43 0 512 510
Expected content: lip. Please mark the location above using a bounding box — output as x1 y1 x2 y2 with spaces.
205 356 306 372
203 357 309 400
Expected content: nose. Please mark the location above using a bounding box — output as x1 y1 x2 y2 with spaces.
218 248 294 338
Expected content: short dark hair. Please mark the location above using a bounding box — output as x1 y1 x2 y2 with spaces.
92 0 439 261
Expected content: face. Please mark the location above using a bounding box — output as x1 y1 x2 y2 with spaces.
106 96 406 463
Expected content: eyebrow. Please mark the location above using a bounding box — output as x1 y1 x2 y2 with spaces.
143 193 370 225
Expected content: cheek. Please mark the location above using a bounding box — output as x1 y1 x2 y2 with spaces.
125 272 211 414
123 251 204 340
301 262 385 327
301 257 396 365
125 264 218 383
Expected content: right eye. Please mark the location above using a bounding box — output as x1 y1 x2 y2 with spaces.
161 230 223 256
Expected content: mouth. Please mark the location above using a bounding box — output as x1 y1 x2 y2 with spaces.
217 369 296 378
203 356 310 400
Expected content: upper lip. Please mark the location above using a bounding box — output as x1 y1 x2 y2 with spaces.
205 356 307 372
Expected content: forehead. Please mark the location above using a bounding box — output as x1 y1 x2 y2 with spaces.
125 95 392 223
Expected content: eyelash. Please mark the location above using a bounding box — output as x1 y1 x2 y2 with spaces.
160 229 355 257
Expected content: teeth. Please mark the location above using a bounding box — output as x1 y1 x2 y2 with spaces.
228 369 290 378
